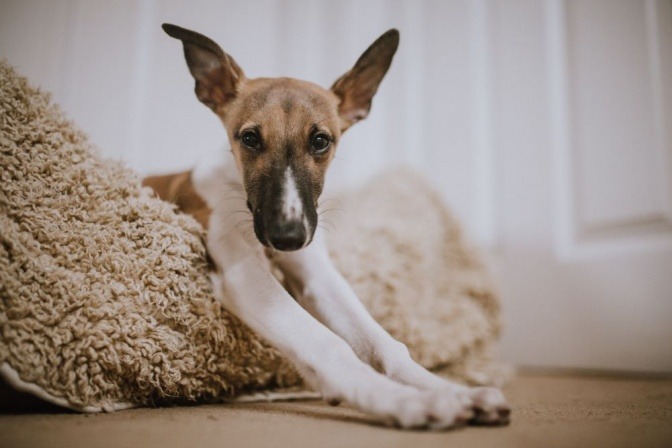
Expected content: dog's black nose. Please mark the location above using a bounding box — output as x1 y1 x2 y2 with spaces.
268 220 306 251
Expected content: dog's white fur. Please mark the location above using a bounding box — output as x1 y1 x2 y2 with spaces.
192 150 508 429
282 167 302 221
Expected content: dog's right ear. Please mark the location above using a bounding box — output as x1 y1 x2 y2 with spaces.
162 23 245 112
331 29 399 132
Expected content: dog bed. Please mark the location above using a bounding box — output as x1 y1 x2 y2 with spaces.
0 59 505 412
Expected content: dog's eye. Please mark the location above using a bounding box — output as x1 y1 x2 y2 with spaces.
311 134 331 154
240 131 261 150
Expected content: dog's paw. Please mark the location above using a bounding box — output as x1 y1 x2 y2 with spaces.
466 387 511 426
379 389 474 430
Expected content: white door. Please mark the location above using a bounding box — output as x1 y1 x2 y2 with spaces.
494 0 672 373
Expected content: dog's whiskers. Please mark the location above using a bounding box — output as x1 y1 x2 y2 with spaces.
234 219 253 230
318 217 336 233
317 224 333 234
210 184 248 210
213 209 252 220
242 225 256 244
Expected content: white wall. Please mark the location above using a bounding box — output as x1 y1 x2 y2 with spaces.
2 0 671 372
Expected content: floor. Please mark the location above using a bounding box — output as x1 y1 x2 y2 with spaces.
1 372 671 448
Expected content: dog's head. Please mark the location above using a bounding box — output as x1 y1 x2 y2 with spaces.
163 24 399 251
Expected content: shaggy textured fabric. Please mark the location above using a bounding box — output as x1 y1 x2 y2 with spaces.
327 172 503 381
0 60 504 412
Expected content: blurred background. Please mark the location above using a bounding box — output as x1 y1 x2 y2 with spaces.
1 0 671 374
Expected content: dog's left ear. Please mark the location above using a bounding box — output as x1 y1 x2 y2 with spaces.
162 23 245 112
331 29 399 131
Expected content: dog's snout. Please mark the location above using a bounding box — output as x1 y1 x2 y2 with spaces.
268 220 306 251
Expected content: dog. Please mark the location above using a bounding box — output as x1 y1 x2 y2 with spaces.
143 23 510 429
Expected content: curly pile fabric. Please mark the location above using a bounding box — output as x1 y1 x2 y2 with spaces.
0 60 505 412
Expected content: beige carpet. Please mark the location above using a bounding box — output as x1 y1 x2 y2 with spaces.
1 371 671 448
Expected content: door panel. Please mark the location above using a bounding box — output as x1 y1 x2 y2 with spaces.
496 0 672 373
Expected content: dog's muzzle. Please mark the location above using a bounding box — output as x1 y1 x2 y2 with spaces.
250 203 310 251
267 219 306 251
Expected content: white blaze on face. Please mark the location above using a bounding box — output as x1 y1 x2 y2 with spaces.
282 167 303 221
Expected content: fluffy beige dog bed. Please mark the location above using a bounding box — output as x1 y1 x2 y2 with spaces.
0 60 504 412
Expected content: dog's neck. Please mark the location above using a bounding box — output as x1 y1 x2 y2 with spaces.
191 146 242 214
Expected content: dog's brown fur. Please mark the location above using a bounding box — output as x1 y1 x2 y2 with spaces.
142 171 210 229
224 78 341 209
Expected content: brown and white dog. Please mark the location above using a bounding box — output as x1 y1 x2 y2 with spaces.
143 23 510 429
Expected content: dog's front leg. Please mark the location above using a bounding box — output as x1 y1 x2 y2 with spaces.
210 247 474 429
275 234 510 425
